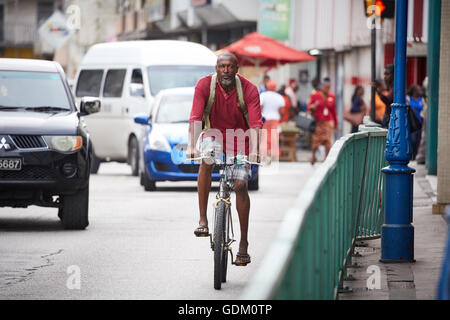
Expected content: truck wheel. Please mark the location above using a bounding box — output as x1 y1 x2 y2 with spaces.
90 152 101 174
129 137 139 177
60 186 89 230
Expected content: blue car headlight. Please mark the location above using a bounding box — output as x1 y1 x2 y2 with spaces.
148 131 171 153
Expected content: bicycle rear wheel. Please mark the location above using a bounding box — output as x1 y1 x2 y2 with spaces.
214 201 227 290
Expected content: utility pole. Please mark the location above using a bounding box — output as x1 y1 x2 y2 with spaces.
381 0 415 263
370 0 376 121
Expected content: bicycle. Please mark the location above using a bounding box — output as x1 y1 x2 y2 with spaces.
188 152 260 290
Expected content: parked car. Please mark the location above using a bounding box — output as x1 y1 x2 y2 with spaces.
134 87 259 191
0 58 100 229
73 40 217 176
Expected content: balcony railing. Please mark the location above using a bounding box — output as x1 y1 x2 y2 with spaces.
0 23 38 45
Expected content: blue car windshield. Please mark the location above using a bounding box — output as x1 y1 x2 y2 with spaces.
0 71 70 110
155 94 194 123
147 65 214 96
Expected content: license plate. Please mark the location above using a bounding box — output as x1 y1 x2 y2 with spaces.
0 158 22 171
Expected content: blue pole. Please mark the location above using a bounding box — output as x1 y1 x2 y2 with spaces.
437 208 450 300
380 0 415 263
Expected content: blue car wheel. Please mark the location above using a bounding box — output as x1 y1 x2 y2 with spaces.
143 167 156 191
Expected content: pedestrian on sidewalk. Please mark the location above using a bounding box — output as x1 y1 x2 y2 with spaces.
277 84 292 123
260 80 285 160
407 85 425 159
349 85 368 133
376 64 394 128
307 77 338 165
258 74 270 94
285 78 300 115
371 79 387 125
416 77 428 164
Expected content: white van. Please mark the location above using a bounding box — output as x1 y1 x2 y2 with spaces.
73 40 217 175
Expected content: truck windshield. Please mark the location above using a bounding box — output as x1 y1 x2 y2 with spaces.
155 94 194 123
147 65 214 96
0 71 71 111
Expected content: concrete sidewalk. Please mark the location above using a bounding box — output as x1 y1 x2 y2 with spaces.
338 162 448 300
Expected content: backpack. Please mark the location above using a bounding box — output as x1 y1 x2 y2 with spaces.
202 73 250 131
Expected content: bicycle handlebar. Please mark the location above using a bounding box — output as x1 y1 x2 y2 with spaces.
186 155 262 166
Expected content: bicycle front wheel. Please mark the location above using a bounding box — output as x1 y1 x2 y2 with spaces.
214 201 227 290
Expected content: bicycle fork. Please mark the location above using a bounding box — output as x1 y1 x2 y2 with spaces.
210 195 236 258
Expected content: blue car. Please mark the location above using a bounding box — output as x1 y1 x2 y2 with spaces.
134 87 259 191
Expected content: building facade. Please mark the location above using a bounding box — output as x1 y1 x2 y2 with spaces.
0 0 64 59
115 0 258 51
267 0 429 137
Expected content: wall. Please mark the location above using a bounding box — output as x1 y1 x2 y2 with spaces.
437 0 450 206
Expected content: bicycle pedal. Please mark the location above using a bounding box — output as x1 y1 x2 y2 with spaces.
197 234 209 237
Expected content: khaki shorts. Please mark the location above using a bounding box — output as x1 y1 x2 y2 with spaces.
198 137 251 182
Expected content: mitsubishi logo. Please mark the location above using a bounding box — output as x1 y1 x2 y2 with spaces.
0 137 11 150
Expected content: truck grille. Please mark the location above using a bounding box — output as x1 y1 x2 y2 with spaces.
0 166 55 181
11 135 46 149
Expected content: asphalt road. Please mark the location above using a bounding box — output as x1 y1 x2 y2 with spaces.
0 161 315 299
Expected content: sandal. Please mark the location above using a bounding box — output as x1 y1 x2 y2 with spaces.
194 225 209 237
235 253 251 266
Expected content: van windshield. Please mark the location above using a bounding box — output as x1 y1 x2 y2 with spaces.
0 71 71 111
147 65 214 96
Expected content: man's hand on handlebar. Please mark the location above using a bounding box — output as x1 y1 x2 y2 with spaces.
186 145 200 160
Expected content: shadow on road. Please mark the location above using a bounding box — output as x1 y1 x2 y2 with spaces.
150 186 220 192
0 217 67 232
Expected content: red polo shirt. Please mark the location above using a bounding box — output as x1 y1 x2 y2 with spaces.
308 90 338 125
189 74 262 155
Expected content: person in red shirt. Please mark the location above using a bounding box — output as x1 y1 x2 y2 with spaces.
307 77 338 165
187 52 262 266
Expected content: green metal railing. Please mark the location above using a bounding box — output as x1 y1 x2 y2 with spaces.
242 125 388 300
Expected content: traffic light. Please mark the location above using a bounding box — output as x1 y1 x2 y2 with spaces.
364 0 395 19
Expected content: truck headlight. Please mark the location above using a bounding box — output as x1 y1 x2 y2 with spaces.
43 136 83 152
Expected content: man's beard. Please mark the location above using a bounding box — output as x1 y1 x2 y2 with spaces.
220 77 234 86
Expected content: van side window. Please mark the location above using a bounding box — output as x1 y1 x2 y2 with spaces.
103 69 126 98
76 69 103 97
131 69 143 84
130 68 145 98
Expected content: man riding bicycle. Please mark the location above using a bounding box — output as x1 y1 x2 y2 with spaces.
187 52 262 266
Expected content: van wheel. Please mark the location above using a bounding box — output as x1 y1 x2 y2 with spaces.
60 186 89 230
129 137 139 177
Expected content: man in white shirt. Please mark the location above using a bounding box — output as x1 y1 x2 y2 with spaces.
260 80 285 160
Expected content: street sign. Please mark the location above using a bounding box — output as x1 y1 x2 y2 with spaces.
38 10 74 50
258 0 290 40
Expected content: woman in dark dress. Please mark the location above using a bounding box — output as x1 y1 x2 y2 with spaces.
350 85 367 133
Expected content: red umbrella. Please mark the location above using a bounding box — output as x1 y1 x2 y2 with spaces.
219 32 316 67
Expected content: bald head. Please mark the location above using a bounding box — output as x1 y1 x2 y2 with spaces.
217 52 238 67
